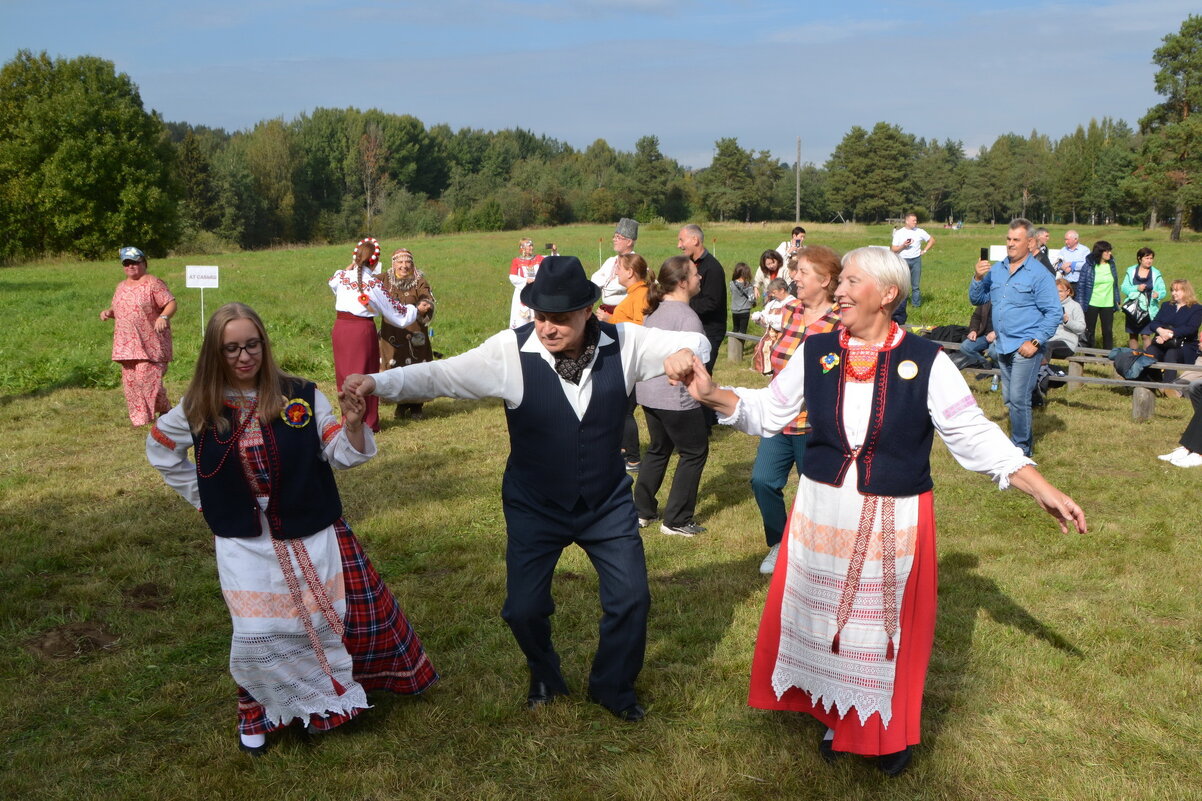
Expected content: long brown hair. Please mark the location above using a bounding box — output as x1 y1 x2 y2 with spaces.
182 303 297 434
645 256 692 316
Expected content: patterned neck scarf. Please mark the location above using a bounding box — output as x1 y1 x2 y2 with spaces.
552 316 601 385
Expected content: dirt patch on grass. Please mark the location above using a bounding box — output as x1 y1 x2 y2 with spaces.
123 581 169 610
26 621 119 660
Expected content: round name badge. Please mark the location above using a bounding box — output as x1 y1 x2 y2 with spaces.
897 360 919 380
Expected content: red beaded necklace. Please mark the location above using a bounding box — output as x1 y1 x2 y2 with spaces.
195 396 259 479
840 322 898 382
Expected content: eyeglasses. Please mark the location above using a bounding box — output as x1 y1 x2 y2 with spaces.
222 339 263 359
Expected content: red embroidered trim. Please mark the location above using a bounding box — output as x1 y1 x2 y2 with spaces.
272 538 346 694
830 494 899 661
831 496 879 653
321 421 341 446
881 497 898 661
149 424 176 451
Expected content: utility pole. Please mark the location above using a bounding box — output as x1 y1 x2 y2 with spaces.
794 137 801 223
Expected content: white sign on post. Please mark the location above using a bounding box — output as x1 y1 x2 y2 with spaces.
186 265 220 336
988 245 1008 262
186 265 219 288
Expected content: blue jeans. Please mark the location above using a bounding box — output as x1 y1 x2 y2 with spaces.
906 256 922 306
997 347 1044 456
750 432 809 547
890 256 923 324
960 335 994 367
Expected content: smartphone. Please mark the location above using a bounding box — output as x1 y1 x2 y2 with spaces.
979 247 989 261
544 243 555 250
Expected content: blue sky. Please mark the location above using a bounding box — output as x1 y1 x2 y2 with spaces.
2 0 1197 168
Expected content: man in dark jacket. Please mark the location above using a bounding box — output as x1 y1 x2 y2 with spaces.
678 224 726 375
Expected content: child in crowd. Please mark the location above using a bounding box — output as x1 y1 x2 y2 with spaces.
730 262 755 334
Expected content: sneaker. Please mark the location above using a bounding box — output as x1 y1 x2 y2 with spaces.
759 544 780 575
660 522 705 538
1170 450 1202 468
1159 446 1188 462
637 515 658 528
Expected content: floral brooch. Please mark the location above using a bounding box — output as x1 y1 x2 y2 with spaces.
281 398 313 428
820 352 840 373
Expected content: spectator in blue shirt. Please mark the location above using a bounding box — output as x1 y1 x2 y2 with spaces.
970 219 1061 456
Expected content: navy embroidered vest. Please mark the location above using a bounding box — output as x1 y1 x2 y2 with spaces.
504 322 627 510
801 331 941 496
193 380 343 539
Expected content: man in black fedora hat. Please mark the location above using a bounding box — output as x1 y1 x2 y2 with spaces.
344 255 710 722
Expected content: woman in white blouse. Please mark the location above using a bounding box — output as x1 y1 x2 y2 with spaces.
665 246 1086 777
329 238 417 431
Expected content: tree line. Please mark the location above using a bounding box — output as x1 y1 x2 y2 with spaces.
1 15 1199 261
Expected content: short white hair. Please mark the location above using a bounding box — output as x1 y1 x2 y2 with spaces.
843 246 910 312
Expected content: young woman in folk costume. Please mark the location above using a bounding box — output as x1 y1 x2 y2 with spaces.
329 238 418 431
147 302 437 755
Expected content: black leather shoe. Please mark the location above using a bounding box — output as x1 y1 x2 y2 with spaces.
818 737 843 764
526 679 568 709
611 703 645 722
876 747 912 777
588 693 645 722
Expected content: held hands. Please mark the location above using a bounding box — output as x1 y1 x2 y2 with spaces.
338 388 366 429
665 352 716 403
343 373 377 399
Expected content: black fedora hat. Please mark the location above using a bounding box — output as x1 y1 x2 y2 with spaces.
520 256 601 313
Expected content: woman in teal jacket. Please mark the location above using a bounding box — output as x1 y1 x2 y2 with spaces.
1120 247 1166 348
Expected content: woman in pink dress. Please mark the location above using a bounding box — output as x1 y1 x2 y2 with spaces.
99 246 176 426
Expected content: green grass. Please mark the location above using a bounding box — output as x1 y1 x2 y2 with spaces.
2 223 1201 800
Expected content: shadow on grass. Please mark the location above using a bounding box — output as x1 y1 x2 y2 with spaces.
924 550 1083 748
0 364 117 407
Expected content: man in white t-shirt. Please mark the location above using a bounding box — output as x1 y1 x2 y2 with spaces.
775 226 806 267
1056 230 1089 284
591 218 639 314
890 213 935 322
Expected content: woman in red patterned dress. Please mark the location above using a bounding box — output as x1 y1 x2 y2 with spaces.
99 246 176 426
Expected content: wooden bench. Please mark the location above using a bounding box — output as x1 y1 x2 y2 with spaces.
724 331 1192 421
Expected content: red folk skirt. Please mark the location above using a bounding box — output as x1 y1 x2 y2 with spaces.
747 491 938 756
332 312 380 432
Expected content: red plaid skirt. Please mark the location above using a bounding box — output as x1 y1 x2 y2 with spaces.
237 520 438 734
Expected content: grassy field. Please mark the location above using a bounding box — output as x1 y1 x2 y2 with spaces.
2 222 1201 800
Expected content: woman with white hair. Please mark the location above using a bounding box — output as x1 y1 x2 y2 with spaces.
666 246 1086 776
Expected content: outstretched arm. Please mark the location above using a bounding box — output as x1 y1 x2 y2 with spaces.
348 330 521 406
